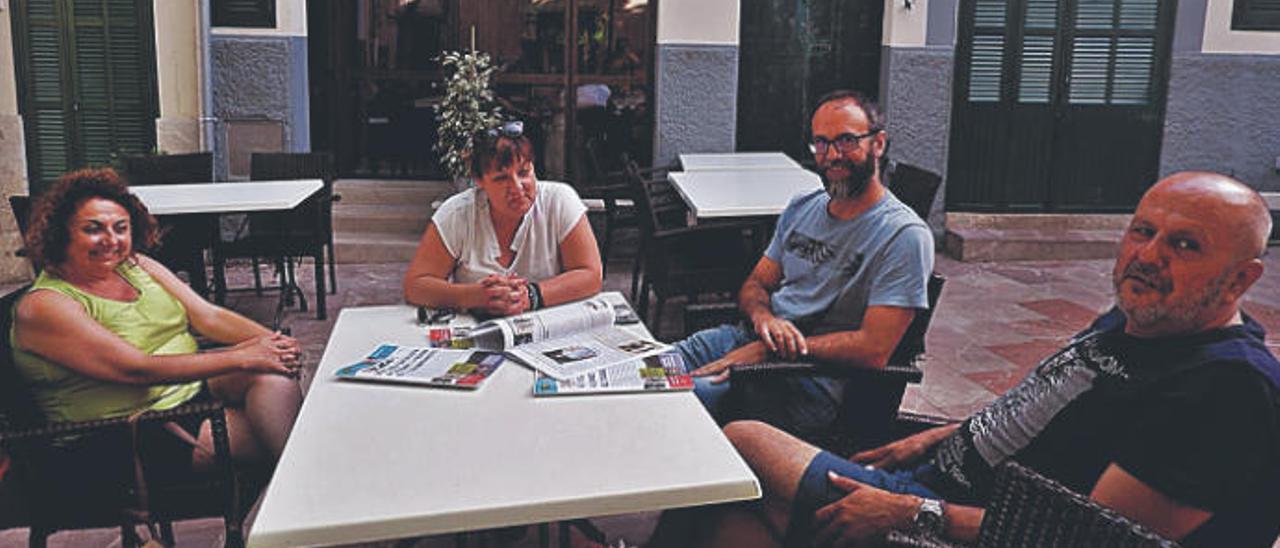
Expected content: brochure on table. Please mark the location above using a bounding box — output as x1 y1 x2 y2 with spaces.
534 351 693 396
472 296 671 380
335 344 506 389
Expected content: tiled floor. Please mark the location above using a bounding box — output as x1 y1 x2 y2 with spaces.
4 236 1279 547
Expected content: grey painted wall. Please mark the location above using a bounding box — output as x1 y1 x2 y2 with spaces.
210 35 310 180
653 44 738 167
1160 53 1280 192
882 46 954 232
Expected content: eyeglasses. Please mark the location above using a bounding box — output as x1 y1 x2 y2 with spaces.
484 120 524 140
809 129 881 156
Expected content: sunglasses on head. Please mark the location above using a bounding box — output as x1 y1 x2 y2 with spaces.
484 120 524 140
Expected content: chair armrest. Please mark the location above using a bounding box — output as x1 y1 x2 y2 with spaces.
651 219 761 240
730 360 923 384
330 193 342 203
885 530 966 548
0 401 226 443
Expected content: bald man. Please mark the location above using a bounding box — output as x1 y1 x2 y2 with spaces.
690 172 1280 547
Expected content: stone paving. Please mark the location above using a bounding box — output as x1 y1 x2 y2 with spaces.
4 243 1279 547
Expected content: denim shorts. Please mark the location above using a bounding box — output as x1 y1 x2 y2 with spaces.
786 450 941 547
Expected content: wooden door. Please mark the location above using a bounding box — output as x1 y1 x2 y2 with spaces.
947 0 1175 212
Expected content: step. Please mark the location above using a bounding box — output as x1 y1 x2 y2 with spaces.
334 179 458 206
946 212 1131 231
944 227 1123 262
333 203 432 235
333 232 421 264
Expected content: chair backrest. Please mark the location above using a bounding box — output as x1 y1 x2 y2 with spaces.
887 162 942 222
246 152 337 244
886 272 946 365
0 285 43 430
119 152 214 185
977 461 1180 547
625 161 686 236
7 196 31 239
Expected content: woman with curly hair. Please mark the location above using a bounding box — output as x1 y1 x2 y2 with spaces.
9 167 302 471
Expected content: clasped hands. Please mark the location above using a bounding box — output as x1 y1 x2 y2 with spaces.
689 313 809 383
475 274 531 317
235 331 303 376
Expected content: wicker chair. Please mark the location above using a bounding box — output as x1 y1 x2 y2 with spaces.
7 195 33 269
885 459 1180 547
578 139 638 274
212 152 339 321
627 165 762 335
686 273 944 451
886 161 942 222
117 152 217 298
0 286 255 548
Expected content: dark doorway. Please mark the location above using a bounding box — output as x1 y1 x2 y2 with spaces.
736 0 883 162
308 0 657 181
947 0 1176 212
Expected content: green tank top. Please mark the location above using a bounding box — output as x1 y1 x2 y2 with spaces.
8 261 202 423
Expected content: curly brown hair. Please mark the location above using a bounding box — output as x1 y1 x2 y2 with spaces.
25 167 161 273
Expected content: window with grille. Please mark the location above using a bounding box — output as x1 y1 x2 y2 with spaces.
1233 0 1280 31
213 0 276 28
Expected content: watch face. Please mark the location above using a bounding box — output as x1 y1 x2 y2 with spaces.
915 499 945 533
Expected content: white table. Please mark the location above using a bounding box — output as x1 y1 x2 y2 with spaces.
678 152 802 171
668 169 823 223
248 293 761 547
129 179 323 215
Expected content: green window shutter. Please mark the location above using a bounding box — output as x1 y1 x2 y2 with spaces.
12 0 157 193
966 0 1008 103
213 0 276 28
68 0 156 167
1233 0 1280 31
15 0 74 190
1018 0 1060 104
1066 0 1160 106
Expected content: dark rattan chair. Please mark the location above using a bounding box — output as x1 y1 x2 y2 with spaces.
118 152 217 297
885 459 1180 547
686 273 945 451
579 138 638 275
886 161 943 223
212 152 338 321
627 165 761 335
7 195 33 270
0 286 255 547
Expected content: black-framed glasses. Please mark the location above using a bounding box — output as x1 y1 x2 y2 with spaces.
809 129 881 156
484 120 524 140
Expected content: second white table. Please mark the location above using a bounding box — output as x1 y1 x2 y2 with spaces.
668 169 823 223
678 152 802 171
130 179 323 215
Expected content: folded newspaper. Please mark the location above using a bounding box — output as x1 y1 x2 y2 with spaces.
469 295 671 380
534 351 693 396
334 344 506 389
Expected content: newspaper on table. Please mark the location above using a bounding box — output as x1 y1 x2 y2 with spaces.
334 344 506 389
470 296 671 380
533 351 693 396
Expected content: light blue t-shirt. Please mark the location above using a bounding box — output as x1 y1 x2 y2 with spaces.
763 188 934 334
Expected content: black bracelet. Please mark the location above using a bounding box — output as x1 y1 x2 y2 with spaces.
526 282 543 310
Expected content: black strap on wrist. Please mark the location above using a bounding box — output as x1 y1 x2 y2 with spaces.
527 282 543 310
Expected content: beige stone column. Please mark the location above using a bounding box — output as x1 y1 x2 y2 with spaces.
0 4 33 284
154 0 202 154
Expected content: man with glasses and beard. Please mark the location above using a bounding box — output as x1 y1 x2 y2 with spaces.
672 90 934 429
685 172 1280 548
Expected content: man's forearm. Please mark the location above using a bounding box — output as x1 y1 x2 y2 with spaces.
739 278 774 322
943 503 984 542
803 330 889 368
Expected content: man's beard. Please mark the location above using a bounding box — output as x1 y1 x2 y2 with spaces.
821 155 876 199
1114 260 1229 333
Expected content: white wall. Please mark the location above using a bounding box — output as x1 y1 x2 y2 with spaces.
212 0 306 36
883 0 929 47
656 0 738 45
1202 0 1280 54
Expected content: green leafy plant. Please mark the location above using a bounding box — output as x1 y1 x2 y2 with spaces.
435 50 503 181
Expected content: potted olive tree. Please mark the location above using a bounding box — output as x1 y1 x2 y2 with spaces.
435 49 502 190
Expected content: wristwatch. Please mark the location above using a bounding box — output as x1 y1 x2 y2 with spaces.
526 282 543 311
913 498 946 535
